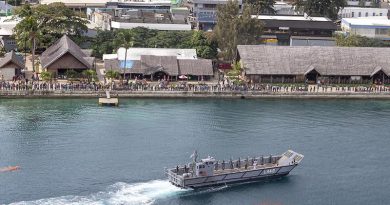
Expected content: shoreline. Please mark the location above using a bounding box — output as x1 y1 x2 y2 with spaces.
2 90 390 99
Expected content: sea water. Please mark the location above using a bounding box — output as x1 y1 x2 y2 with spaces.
1 98 390 205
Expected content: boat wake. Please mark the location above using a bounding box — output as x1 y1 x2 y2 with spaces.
9 180 189 205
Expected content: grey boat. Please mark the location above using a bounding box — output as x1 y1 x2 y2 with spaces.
167 150 304 189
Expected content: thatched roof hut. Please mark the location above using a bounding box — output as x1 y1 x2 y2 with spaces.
40 35 95 72
238 45 390 76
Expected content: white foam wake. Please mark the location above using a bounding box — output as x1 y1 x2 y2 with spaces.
9 180 189 205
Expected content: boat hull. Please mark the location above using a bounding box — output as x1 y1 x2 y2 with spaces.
169 164 297 189
183 172 290 189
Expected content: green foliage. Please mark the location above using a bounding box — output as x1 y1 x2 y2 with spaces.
244 0 276 14
7 0 22 6
214 1 264 61
358 0 365 7
40 71 53 82
293 0 347 20
335 34 390 47
227 61 245 84
82 69 98 82
65 69 79 80
371 0 380 8
13 3 88 51
105 70 120 80
91 29 218 59
91 30 116 58
0 45 6 57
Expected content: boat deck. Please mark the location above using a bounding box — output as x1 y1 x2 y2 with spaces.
213 163 277 175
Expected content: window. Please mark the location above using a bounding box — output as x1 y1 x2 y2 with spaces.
352 12 354 17
373 13 376 16
358 12 361 17
365 12 368 17
380 13 383 16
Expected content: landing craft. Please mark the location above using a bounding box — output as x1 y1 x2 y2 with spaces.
167 150 303 189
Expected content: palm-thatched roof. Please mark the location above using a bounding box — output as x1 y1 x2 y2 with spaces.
0 50 25 69
140 55 179 75
238 45 390 76
178 59 213 76
104 55 213 76
40 35 94 69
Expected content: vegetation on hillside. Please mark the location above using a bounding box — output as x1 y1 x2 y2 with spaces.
293 0 347 20
91 28 218 59
335 34 390 47
13 3 88 71
244 0 276 14
214 0 264 61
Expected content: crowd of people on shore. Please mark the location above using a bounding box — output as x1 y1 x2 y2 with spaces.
1 79 390 93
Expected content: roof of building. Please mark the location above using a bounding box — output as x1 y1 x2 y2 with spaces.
254 15 337 30
0 50 24 69
40 35 94 69
141 55 179 75
341 16 390 27
178 59 213 76
290 36 336 46
111 21 192 31
104 56 213 76
237 45 390 76
0 1 13 12
104 47 197 61
40 0 109 6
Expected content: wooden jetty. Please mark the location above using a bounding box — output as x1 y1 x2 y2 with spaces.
98 91 119 106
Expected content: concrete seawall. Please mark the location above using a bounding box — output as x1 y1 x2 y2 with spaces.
2 90 390 99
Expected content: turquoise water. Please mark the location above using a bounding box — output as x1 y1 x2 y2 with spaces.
1 98 390 205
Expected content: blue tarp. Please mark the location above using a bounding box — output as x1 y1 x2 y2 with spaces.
119 60 135 69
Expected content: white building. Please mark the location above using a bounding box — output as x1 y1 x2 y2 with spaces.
340 7 388 18
341 16 390 40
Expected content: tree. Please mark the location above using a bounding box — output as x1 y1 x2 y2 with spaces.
91 30 117 58
244 0 276 14
114 30 134 82
191 31 218 59
40 71 53 82
214 1 264 61
335 34 390 47
293 0 347 20
0 45 6 57
227 61 245 85
14 4 42 72
14 3 88 52
82 69 98 82
358 0 365 7
7 0 22 6
105 70 120 80
91 28 218 60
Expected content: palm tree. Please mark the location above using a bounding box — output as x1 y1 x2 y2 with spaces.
82 69 97 83
14 4 42 72
114 31 134 83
